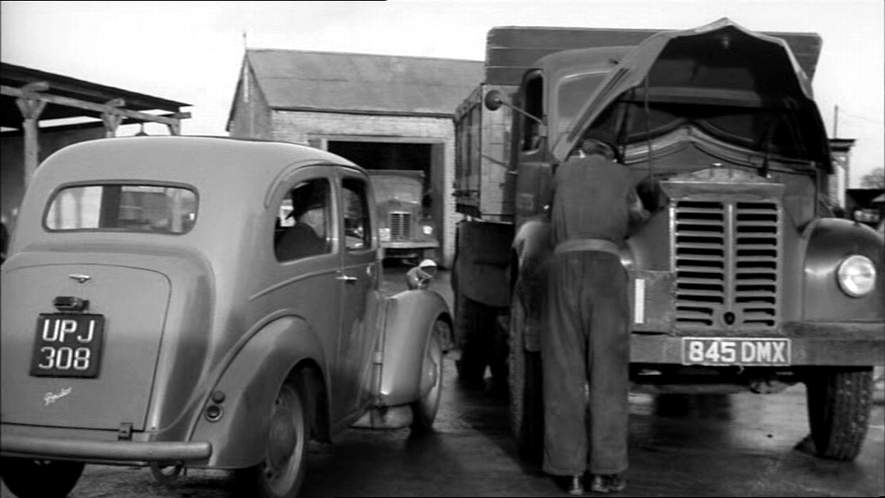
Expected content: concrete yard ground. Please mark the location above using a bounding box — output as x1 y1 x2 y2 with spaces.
2 266 883 497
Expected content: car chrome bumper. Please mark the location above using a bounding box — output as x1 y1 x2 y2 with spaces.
631 321 885 366
0 431 211 462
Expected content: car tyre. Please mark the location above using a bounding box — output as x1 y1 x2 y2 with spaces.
238 376 311 498
0 458 84 498
507 294 544 462
805 367 873 461
411 319 449 432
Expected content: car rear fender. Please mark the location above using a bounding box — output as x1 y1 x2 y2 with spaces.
376 289 451 407
189 315 328 469
801 218 885 321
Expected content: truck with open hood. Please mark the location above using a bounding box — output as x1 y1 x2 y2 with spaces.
452 18 884 462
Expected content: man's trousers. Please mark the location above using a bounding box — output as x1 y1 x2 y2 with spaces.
541 250 630 476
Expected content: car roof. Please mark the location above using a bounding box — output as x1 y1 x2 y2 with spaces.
36 135 362 186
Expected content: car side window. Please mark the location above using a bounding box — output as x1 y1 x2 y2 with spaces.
274 178 332 262
341 177 371 251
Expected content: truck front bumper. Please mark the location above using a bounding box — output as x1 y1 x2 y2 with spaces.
631 321 885 366
381 241 440 250
1 424 211 463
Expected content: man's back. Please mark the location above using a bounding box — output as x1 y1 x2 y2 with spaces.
550 154 634 247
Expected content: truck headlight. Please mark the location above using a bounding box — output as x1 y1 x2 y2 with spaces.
379 227 391 242
836 255 876 297
421 224 434 236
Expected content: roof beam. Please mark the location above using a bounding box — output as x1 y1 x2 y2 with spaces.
1 85 191 127
0 113 184 136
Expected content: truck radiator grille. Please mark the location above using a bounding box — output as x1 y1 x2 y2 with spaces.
673 200 780 330
389 212 411 240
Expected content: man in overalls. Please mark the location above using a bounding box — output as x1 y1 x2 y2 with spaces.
542 136 648 495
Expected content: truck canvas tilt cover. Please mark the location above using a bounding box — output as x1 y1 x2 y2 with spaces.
451 18 884 461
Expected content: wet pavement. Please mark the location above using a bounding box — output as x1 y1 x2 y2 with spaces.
2 266 883 497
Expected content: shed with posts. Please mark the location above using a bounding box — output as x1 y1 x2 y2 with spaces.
0 62 191 236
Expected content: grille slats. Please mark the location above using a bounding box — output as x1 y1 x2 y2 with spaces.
674 199 780 330
389 211 411 240
677 277 724 285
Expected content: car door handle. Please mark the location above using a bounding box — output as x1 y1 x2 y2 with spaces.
336 274 358 283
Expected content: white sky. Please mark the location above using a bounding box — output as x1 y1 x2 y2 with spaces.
1 0 882 186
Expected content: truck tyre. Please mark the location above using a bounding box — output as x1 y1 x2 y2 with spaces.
455 292 496 387
805 367 874 461
0 458 84 498
411 319 448 432
238 375 311 498
508 294 544 462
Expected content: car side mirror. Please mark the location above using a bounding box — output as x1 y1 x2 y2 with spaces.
406 259 437 290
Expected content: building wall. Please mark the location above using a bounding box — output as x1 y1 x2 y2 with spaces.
1 126 105 234
829 149 851 208
227 64 273 139
270 110 458 267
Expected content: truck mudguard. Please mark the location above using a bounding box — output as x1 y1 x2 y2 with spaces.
802 218 885 321
455 220 514 307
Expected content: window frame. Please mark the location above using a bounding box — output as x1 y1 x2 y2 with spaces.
272 175 336 263
42 180 199 235
338 172 375 255
520 70 545 153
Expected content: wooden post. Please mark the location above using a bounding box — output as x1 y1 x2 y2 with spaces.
15 82 49 188
166 121 181 136
102 98 125 137
102 112 123 137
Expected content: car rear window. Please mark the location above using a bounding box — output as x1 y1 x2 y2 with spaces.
45 184 197 234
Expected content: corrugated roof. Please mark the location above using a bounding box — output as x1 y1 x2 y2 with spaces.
1 62 190 128
246 49 484 116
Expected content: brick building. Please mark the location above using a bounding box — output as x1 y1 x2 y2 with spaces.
828 138 856 209
226 49 483 267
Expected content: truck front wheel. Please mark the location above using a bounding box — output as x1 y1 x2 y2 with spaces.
805 367 874 461
508 294 544 462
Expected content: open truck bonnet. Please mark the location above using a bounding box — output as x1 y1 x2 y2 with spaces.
550 17 831 172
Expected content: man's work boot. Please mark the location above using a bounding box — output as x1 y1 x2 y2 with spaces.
589 474 625 494
567 474 585 496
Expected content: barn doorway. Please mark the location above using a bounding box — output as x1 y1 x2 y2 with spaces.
328 141 430 179
327 140 445 264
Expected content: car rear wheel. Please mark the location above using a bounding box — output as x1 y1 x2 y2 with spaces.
805 367 873 461
411 319 448 432
0 458 84 498
239 377 311 498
